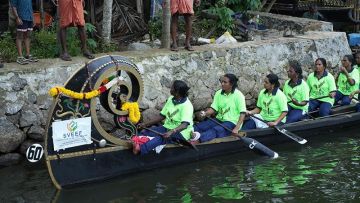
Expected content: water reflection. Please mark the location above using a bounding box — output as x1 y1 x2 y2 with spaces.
0 133 359 202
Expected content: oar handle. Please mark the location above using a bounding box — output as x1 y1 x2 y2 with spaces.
288 95 329 104
249 115 268 124
143 126 165 136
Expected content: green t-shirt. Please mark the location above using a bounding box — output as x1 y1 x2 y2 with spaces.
160 96 194 140
283 79 310 111
211 89 246 126
337 68 359 95
257 88 288 122
307 71 336 105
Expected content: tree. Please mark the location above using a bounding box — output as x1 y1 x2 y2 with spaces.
102 0 113 44
161 0 171 48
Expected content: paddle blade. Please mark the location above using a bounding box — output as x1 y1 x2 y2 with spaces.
240 137 279 159
274 126 307 144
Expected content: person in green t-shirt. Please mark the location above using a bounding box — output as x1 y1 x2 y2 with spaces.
191 73 246 143
335 55 359 106
242 73 288 130
283 60 309 123
133 80 194 155
307 58 336 117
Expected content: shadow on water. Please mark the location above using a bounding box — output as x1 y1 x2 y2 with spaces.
1 132 359 202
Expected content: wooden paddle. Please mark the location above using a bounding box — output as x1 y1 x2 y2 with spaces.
206 117 279 159
142 127 198 151
249 115 307 144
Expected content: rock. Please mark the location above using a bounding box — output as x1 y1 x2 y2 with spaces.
0 117 26 153
19 110 39 127
27 89 37 104
97 108 115 132
127 42 152 51
37 95 52 110
0 153 23 166
160 76 172 88
138 101 149 110
20 139 43 155
192 97 212 112
6 113 21 126
5 101 24 115
10 74 27 91
141 108 160 123
27 125 45 141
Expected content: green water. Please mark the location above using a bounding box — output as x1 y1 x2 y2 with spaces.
1 132 359 202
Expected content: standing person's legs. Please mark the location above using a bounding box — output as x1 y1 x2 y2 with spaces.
15 28 28 65
59 27 72 61
170 13 179 51
78 26 94 59
24 31 30 57
184 14 194 51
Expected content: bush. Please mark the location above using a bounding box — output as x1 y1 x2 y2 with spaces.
0 32 17 62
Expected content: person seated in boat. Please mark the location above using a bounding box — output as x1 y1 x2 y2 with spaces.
349 89 360 112
307 58 336 117
241 73 288 130
283 60 310 123
335 55 359 106
133 80 194 155
191 73 246 143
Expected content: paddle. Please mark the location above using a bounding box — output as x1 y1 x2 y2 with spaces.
206 117 279 158
249 115 307 144
288 95 330 104
142 127 198 151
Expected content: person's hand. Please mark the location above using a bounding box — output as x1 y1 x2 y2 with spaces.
349 91 356 99
329 92 336 98
340 66 346 73
16 17 22 26
246 110 253 116
231 126 240 136
195 0 201 7
267 121 278 127
163 130 174 138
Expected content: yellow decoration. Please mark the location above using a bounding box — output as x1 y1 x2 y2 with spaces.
49 86 100 100
121 102 141 124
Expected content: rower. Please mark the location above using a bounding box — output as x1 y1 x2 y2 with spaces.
242 73 288 130
334 55 359 106
307 58 336 117
133 80 194 155
191 73 246 143
283 60 310 123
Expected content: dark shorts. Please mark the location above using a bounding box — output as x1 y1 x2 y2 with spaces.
17 20 33 32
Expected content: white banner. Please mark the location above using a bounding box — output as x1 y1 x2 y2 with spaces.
52 117 92 151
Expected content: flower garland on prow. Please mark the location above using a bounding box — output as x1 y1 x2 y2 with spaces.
121 102 141 124
48 75 141 123
48 75 117 99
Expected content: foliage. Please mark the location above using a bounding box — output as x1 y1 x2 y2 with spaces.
148 17 162 40
0 32 17 62
0 23 116 62
208 0 261 33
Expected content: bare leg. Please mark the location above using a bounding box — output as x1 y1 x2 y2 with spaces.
59 27 71 60
171 13 179 51
184 14 194 51
24 31 30 57
78 26 94 59
16 31 23 57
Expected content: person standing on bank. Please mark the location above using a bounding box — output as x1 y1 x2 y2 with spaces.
334 55 359 106
56 0 94 61
191 74 246 143
170 0 201 51
134 80 194 155
10 0 38 65
307 58 336 116
283 60 310 123
242 74 288 130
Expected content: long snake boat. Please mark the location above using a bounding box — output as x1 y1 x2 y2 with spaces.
45 55 360 189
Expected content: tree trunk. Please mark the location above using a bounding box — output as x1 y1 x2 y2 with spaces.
161 0 171 49
102 0 113 44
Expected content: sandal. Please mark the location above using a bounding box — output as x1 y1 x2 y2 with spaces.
16 57 29 65
83 51 95 59
25 55 39 62
170 43 179 52
60 54 72 61
184 45 194 51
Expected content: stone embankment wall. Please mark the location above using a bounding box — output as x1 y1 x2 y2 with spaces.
0 13 351 166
